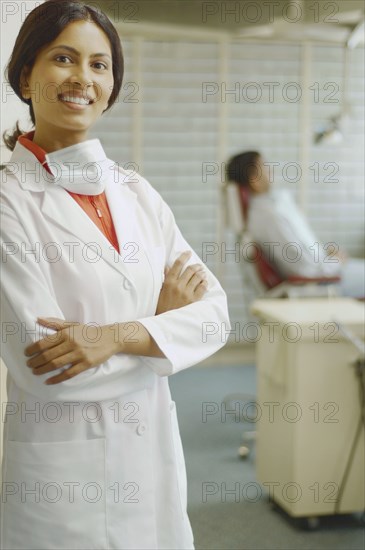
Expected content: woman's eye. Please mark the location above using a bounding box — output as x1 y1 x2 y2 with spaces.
93 62 108 70
55 55 71 63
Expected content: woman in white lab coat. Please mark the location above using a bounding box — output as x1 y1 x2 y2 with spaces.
0 2 230 549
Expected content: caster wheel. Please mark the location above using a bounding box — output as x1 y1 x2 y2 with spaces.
238 445 250 458
306 517 320 530
298 516 320 530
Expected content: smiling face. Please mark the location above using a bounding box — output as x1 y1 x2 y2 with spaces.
20 20 114 152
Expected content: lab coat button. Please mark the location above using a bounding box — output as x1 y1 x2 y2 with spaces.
123 278 133 290
136 422 147 436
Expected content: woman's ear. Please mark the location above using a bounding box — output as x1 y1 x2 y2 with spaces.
248 173 262 193
19 67 31 100
248 178 258 192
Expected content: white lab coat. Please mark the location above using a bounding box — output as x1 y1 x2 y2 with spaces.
0 141 231 550
248 190 342 278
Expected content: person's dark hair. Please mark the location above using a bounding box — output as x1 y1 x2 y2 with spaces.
226 151 261 188
2 0 124 151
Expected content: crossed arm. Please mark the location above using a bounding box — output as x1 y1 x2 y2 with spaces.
24 251 208 385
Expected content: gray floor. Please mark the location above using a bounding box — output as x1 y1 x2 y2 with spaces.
169 365 365 550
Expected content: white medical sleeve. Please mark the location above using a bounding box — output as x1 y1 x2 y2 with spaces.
137 183 231 376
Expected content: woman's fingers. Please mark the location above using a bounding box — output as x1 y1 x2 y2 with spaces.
194 281 209 300
167 251 192 279
30 351 79 376
179 263 206 285
24 331 67 357
26 340 72 369
165 251 207 287
36 316 79 329
24 317 79 356
44 362 87 385
155 250 208 314
186 269 208 291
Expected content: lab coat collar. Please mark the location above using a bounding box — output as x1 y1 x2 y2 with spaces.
5 140 49 192
4 139 130 192
5 139 141 279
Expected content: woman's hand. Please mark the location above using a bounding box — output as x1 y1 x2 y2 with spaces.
155 250 208 315
24 318 119 385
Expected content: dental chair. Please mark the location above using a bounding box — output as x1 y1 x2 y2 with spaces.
224 182 341 299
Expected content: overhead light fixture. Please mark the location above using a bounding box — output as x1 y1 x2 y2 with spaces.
347 19 365 49
314 45 352 145
314 118 344 145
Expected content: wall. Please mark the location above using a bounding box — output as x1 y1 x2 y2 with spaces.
0 1 41 162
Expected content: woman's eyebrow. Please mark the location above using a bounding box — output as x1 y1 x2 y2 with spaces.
48 44 111 59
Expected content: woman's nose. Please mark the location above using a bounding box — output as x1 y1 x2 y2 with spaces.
68 65 94 88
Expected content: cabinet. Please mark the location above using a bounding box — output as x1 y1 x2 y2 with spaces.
251 298 364 519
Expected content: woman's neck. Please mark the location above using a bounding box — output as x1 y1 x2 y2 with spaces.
32 129 90 153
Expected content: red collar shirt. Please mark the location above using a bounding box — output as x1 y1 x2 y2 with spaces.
17 131 120 254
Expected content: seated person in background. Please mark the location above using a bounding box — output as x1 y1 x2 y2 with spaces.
226 151 365 298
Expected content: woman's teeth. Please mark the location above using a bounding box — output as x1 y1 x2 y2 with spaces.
60 96 90 105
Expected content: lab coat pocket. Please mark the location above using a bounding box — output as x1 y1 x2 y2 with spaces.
1 438 108 550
